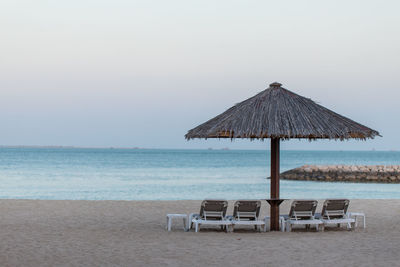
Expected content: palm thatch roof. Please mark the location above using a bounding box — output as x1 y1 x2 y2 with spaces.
185 82 380 141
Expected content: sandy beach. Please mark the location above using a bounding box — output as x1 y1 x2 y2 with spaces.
0 199 398 267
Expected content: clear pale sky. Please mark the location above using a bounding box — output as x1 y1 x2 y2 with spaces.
0 0 399 150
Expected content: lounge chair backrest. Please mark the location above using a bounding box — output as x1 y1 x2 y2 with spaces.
199 200 228 220
321 199 350 219
232 200 261 221
288 200 318 220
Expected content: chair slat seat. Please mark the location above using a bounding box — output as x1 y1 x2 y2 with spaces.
287 219 323 225
193 219 232 225
321 218 355 224
232 220 265 225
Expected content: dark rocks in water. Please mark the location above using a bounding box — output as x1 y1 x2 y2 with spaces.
280 165 400 183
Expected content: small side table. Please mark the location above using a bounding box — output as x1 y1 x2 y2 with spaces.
348 212 366 229
166 214 188 231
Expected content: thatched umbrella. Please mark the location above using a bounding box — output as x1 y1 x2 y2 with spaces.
185 82 380 231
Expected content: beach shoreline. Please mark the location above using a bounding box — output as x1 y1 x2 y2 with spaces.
0 199 399 266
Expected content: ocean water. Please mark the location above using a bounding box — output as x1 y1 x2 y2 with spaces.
0 147 399 200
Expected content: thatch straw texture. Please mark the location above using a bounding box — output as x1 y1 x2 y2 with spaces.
185 82 380 140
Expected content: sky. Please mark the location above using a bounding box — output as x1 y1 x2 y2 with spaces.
0 0 399 150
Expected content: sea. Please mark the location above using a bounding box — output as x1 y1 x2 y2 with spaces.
0 147 399 200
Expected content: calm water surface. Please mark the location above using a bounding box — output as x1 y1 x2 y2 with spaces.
0 148 399 200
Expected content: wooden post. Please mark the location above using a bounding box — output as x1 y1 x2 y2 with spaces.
270 138 280 231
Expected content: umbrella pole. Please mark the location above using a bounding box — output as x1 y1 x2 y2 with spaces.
270 138 280 231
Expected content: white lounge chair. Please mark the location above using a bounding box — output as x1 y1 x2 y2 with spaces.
189 200 232 232
317 199 356 230
284 200 324 232
229 200 266 232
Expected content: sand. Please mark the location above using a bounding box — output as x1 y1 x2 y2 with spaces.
0 199 399 267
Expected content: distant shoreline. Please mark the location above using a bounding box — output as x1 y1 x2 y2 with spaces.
0 145 396 152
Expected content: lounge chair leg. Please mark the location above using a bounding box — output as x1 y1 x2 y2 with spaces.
186 216 191 231
337 223 340 228
195 223 199 233
166 217 170 231
183 218 187 231
166 217 168 230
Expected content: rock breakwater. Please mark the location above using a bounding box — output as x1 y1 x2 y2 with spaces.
280 165 400 183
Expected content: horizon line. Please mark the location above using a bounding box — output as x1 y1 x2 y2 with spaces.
0 145 396 152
